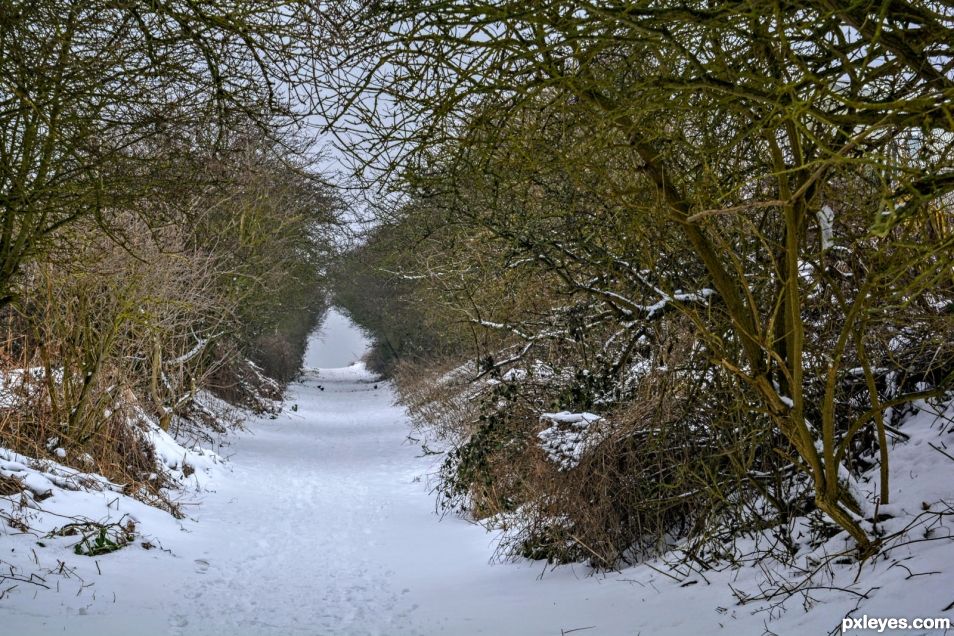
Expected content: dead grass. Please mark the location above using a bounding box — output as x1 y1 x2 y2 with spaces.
0 473 23 496
0 330 177 509
395 321 791 568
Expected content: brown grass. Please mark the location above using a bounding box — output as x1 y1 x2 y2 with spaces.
0 473 23 496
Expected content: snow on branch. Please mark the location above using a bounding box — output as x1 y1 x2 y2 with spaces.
169 332 221 366
817 205 835 251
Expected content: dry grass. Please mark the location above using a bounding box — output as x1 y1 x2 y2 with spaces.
0 330 180 514
394 356 482 443
0 473 23 496
395 320 794 568
0 379 160 490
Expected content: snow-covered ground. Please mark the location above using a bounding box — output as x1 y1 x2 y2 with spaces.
2 313 952 635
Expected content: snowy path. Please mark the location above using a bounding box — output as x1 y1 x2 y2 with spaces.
6 312 952 635
157 364 646 635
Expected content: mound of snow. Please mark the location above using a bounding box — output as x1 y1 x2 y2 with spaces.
137 406 221 487
537 411 607 471
0 443 207 599
0 405 225 601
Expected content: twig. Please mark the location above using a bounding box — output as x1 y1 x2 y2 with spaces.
643 561 684 583
928 442 954 463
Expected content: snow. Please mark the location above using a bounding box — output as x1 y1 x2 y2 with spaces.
641 288 715 319
1 447 122 497
137 406 220 485
818 204 835 251
2 313 953 635
172 337 210 365
537 412 607 471
501 368 528 382
0 367 62 408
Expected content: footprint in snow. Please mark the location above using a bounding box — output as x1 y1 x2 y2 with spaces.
169 615 189 628
193 559 210 574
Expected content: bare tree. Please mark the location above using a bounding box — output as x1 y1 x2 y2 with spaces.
325 1 954 555
0 0 329 303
